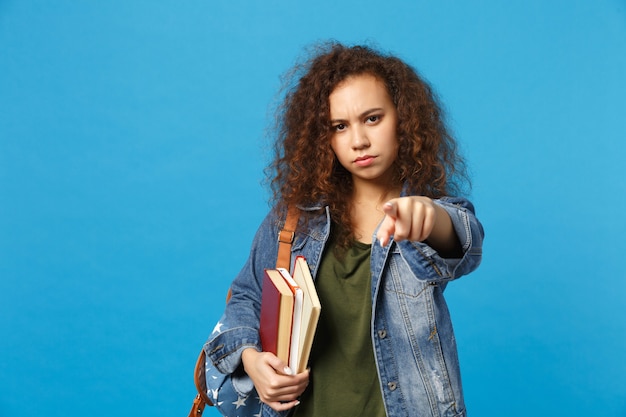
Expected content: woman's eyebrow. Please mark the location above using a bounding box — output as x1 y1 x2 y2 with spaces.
361 107 384 117
330 107 384 123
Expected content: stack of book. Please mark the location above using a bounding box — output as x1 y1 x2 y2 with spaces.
260 256 321 374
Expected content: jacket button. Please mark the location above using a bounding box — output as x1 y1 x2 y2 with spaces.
387 382 397 391
378 329 387 339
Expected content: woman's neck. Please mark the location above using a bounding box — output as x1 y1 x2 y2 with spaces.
351 178 401 207
349 180 401 244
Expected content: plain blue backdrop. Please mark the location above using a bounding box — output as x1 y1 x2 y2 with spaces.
1 1 625 416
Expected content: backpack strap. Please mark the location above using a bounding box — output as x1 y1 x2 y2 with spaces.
189 206 300 417
277 206 299 270
189 351 212 416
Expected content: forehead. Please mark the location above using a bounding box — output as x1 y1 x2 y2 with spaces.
329 74 392 112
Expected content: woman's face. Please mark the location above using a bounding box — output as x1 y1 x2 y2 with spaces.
329 74 399 187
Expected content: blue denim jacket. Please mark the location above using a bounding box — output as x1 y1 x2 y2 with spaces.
205 197 483 417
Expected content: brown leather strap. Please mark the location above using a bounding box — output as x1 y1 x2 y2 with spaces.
189 350 212 417
190 206 299 416
188 393 206 417
277 206 299 270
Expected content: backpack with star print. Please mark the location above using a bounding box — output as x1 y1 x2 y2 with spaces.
188 207 299 417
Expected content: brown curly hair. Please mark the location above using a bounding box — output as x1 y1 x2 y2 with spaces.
267 42 470 247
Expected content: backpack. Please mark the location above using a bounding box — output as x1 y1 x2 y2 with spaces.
188 207 299 417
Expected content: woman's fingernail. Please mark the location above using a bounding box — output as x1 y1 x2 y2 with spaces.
283 366 293 375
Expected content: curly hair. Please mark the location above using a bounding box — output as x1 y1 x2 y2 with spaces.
267 42 470 247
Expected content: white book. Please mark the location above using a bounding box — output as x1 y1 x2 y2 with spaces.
290 256 321 373
277 268 303 374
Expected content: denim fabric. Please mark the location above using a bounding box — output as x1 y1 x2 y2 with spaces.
204 197 483 417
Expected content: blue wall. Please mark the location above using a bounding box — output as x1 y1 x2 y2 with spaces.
1 1 625 416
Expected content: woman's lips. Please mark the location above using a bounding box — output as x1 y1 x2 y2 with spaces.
354 155 376 167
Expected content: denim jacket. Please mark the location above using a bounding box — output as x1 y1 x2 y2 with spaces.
204 196 484 417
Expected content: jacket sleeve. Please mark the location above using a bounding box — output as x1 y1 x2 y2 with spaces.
396 196 484 282
203 209 282 375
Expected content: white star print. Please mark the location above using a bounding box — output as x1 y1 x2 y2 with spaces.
212 321 224 334
210 388 218 399
232 395 247 409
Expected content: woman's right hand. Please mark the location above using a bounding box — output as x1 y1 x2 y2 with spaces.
241 348 310 411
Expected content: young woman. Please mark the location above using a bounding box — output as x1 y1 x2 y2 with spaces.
204 43 484 417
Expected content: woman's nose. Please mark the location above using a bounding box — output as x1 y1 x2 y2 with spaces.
351 126 370 149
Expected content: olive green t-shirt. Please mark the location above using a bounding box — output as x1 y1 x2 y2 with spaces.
292 233 386 417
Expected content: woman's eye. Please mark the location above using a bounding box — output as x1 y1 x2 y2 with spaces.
334 123 346 131
366 115 380 123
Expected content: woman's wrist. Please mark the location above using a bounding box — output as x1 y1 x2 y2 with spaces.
241 347 260 372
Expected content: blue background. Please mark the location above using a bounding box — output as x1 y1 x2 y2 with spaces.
1 1 625 416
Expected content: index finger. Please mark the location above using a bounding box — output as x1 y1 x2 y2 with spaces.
376 201 398 247
382 200 398 218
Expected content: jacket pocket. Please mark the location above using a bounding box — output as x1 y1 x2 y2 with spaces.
383 251 435 298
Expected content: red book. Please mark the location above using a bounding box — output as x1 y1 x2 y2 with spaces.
259 269 295 364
